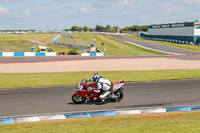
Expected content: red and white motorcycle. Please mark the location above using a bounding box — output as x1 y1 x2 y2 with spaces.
72 79 125 104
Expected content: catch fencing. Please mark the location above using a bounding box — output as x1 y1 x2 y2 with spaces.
50 34 93 50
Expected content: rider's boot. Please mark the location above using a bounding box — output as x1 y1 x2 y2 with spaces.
110 86 118 99
109 90 118 99
110 94 118 99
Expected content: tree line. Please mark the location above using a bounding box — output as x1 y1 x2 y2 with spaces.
64 25 148 32
122 25 148 32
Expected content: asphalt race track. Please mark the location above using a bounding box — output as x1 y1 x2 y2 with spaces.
1 55 200 64
0 56 165 63
110 35 200 55
1 79 200 118
1 36 200 118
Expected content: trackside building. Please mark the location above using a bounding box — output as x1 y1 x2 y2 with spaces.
140 21 200 45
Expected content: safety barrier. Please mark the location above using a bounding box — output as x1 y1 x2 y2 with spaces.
1 105 200 124
81 53 105 56
139 36 195 45
0 52 56 57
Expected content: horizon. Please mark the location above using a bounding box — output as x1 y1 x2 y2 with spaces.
0 0 200 30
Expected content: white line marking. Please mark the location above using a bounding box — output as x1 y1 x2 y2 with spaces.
123 41 179 55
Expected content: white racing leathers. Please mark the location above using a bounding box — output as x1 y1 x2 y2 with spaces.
95 77 112 100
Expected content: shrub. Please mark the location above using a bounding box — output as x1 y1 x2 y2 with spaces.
67 50 78 55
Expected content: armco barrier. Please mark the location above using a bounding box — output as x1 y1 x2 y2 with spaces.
139 36 200 46
1 105 200 124
14 52 24 56
2 52 14 56
81 53 105 56
0 52 56 57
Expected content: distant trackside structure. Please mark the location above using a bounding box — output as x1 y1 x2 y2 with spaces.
140 20 200 45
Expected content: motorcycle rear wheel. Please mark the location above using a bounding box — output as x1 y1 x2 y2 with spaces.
72 94 86 104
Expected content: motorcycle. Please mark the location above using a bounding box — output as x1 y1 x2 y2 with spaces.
72 79 125 104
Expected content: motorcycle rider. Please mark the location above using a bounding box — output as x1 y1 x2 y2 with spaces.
87 73 118 100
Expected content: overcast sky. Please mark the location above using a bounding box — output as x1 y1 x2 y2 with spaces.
0 0 200 30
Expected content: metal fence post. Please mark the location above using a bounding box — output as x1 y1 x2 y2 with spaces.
93 39 96 47
9 41 11 52
35 43 37 52
22 41 24 52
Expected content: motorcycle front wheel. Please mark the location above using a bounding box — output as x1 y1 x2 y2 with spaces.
72 94 86 104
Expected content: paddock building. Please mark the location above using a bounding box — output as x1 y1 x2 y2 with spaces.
140 21 200 45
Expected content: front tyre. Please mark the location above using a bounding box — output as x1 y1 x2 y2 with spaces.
72 94 86 104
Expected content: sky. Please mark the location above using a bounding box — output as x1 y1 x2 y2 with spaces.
0 0 200 30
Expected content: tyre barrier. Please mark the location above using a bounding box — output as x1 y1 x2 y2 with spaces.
139 36 196 45
1 105 200 124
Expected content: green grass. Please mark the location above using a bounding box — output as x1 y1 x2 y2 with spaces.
1 111 200 133
0 33 57 43
71 33 165 56
0 33 57 52
0 40 35 52
47 44 82 54
1 69 200 89
125 35 200 52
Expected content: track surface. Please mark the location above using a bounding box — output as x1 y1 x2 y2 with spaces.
0 56 165 63
1 79 200 118
1 55 200 64
110 35 200 55
1 36 200 118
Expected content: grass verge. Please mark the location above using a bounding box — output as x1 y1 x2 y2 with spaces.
0 33 57 52
1 69 200 89
1 111 200 133
124 35 200 52
71 33 164 56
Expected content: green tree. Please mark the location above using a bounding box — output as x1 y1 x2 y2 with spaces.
83 26 89 31
142 25 148 31
123 26 132 31
100 26 106 31
95 25 100 31
89 28 95 31
95 25 106 31
63 29 71 31
131 25 139 31
78 27 83 31
106 25 112 32
71 26 79 31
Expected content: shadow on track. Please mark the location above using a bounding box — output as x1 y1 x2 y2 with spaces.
68 101 111 105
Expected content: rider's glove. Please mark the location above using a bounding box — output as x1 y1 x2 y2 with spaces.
88 79 93 82
86 79 92 83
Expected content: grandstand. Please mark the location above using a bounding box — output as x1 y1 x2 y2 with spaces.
140 20 200 45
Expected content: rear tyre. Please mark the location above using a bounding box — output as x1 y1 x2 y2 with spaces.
72 94 86 104
110 89 124 102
